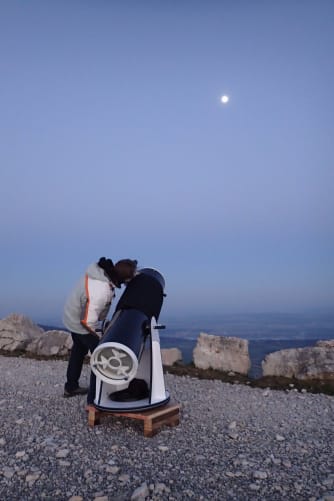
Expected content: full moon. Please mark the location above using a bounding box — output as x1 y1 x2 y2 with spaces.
221 95 229 104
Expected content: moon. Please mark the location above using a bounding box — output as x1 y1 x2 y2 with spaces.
220 95 229 104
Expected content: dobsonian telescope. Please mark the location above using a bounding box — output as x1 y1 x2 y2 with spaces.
90 268 170 412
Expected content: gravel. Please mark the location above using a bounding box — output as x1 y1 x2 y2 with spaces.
0 355 333 501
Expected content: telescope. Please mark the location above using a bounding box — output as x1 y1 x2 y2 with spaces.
90 268 170 412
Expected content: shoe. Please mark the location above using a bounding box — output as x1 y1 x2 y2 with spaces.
63 386 89 398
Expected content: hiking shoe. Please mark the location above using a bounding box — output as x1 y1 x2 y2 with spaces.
63 386 89 398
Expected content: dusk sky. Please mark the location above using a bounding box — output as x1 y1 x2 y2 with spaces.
1 1 333 325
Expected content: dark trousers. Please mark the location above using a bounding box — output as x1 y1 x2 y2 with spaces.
66 332 99 404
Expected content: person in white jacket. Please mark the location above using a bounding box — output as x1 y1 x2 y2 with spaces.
63 257 137 400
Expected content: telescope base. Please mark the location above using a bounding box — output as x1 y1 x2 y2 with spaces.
87 402 180 437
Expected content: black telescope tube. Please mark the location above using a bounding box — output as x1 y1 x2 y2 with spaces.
100 268 165 353
114 268 165 320
100 309 148 358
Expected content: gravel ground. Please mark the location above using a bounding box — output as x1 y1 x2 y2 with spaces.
0 356 333 501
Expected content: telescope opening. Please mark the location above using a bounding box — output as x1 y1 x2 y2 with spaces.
90 342 138 384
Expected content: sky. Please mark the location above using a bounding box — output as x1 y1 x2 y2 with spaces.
1 0 333 325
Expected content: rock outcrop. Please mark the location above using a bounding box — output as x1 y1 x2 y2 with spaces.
161 348 182 366
262 344 334 380
316 339 334 348
0 313 44 351
0 313 72 356
193 332 251 375
26 330 72 356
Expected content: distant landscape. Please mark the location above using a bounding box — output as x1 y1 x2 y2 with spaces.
40 312 334 379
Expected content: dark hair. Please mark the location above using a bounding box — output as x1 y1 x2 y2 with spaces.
114 259 138 284
97 257 137 287
97 257 113 277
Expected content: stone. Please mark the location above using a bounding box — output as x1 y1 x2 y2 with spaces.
253 470 268 479
0 313 72 356
262 345 334 380
0 313 43 351
161 347 182 366
119 474 130 482
15 451 26 458
131 482 149 500
56 449 70 458
25 473 40 484
316 339 334 348
193 332 251 375
106 466 120 474
26 330 72 356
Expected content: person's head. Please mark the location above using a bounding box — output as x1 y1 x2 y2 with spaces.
114 259 138 285
97 257 137 288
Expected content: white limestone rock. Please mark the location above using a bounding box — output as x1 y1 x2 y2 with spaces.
0 313 43 351
316 339 334 348
193 332 251 375
262 346 334 380
0 313 72 356
161 347 182 366
26 330 72 356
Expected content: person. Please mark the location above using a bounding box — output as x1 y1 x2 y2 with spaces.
63 257 137 403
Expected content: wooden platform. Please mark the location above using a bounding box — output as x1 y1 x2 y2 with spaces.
87 403 180 437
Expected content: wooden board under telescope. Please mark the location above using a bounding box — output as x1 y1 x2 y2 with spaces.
87 402 180 437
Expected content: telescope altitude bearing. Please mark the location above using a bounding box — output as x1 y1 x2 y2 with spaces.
90 342 138 384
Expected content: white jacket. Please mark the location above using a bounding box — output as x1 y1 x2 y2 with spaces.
63 263 115 334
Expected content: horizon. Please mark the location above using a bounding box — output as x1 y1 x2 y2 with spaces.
2 308 333 332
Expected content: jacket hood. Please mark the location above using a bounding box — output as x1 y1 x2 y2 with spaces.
85 263 111 283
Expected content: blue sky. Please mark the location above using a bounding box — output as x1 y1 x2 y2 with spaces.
1 0 333 325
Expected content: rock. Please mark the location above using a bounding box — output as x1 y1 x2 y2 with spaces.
15 450 26 458
131 482 149 500
56 449 70 458
253 470 268 479
161 347 182 366
25 472 40 484
262 346 334 380
26 330 72 356
316 339 334 348
0 313 43 351
193 332 251 375
0 313 72 356
119 474 130 483
106 466 120 474
153 483 170 494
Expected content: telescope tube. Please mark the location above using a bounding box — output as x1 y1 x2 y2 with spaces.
90 268 165 384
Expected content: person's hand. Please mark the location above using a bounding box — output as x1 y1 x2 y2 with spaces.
94 329 102 340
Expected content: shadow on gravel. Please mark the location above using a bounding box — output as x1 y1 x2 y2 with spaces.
1 350 333 396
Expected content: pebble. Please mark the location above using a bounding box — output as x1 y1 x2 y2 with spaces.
253 470 268 480
56 449 70 458
131 482 149 500
0 355 333 501
158 445 169 451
